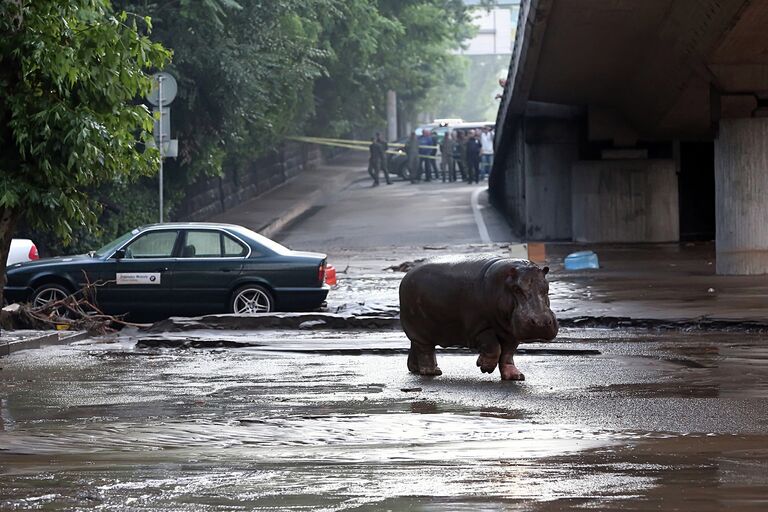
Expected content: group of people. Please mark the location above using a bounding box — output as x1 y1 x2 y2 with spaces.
368 126 495 186
408 127 494 184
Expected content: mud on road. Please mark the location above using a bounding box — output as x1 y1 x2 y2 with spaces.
2 327 768 511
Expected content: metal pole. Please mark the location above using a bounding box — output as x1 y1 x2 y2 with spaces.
158 76 164 223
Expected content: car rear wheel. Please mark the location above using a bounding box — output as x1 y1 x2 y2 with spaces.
231 285 273 314
32 284 71 315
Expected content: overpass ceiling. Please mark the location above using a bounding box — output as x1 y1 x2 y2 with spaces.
526 0 763 138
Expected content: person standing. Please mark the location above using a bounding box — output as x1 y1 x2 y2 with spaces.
376 132 392 185
465 129 482 184
479 126 494 181
430 131 439 180
406 131 420 183
368 135 385 186
440 131 454 182
418 129 436 182
455 131 467 182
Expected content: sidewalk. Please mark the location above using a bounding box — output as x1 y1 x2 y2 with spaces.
209 151 369 238
546 242 768 326
0 330 90 356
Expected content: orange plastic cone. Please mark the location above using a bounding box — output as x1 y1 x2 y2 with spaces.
325 264 337 286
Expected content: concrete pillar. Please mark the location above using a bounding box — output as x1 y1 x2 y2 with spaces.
571 160 679 242
386 90 397 142
523 118 578 240
715 118 768 275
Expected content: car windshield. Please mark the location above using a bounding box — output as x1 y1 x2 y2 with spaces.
93 229 137 258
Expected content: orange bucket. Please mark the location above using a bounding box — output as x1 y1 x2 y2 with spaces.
325 264 337 286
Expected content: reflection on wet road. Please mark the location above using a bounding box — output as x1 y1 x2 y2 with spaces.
2 329 768 510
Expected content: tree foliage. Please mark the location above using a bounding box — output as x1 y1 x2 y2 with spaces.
313 0 475 135
3 0 478 268
115 0 329 182
0 0 170 302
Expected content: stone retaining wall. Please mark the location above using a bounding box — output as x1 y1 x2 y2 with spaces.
177 141 320 221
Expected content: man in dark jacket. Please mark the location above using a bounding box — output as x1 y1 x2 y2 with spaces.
465 129 482 184
376 132 391 185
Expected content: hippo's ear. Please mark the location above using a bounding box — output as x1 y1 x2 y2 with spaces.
542 266 550 275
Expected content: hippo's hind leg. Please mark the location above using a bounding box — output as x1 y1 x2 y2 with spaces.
475 330 502 374
407 339 442 376
499 341 524 381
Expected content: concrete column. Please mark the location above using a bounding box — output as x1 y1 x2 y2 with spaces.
715 118 768 275
571 160 679 242
386 90 397 142
523 118 578 240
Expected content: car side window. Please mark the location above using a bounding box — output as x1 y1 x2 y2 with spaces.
184 231 221 258
223 234 249 257
123 231 178 259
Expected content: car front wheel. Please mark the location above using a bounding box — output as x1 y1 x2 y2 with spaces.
32 283 71 315
230 285 274 314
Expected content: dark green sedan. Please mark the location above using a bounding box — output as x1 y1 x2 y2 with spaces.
4 223 329 317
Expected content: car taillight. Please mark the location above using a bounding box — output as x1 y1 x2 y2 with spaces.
318 261 326 285
28 244 39 260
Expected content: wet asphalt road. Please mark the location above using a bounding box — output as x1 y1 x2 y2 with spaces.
3 173 768 510
2 329 768 510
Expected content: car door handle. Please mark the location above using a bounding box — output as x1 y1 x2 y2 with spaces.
154 267 169 272
219 268 233 272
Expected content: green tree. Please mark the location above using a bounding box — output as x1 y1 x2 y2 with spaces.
115 0 330 186
0 0 170 304
312 0 475 137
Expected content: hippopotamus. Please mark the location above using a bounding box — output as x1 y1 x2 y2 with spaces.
399 256 558 380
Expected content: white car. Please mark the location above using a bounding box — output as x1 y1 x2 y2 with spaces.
8 239 39 265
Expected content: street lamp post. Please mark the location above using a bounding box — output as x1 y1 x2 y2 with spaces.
158 75 164 223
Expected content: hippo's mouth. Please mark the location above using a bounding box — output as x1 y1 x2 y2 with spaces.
511 318 559 342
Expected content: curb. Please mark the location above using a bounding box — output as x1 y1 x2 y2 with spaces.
0 330 90 357
257 159 364 238
258 188 323 239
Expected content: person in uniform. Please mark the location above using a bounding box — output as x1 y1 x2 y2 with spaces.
456 131 467 182
406 132 420 183
430 131 440 180
375 132 392 185
440 131 455 182
368 135 384 186
465 129 482 184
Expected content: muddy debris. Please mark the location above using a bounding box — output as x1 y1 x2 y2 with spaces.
385 258 425 272
144 312 402 333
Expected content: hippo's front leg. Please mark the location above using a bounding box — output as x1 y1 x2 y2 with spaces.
499 341 524 381
407 342 442 376
475 330 501 374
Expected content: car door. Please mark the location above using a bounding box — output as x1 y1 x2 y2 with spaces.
95 229 180 315
170 229 247 314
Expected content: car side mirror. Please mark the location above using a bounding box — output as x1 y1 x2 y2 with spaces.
113 249 126 260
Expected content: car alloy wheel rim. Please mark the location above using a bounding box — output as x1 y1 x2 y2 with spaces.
33 288 68 309
234 288 271 314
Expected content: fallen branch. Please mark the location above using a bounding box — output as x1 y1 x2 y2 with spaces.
2 271 150 334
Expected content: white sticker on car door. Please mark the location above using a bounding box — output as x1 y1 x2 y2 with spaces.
116 273 161 285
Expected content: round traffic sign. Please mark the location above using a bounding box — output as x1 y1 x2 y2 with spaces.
147 72 177 106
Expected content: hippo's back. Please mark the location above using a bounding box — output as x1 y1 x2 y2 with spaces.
399 256 503 341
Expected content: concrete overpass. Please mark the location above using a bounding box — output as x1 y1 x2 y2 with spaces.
491 0 768 274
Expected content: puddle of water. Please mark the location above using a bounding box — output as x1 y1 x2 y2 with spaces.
3 332 768 510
